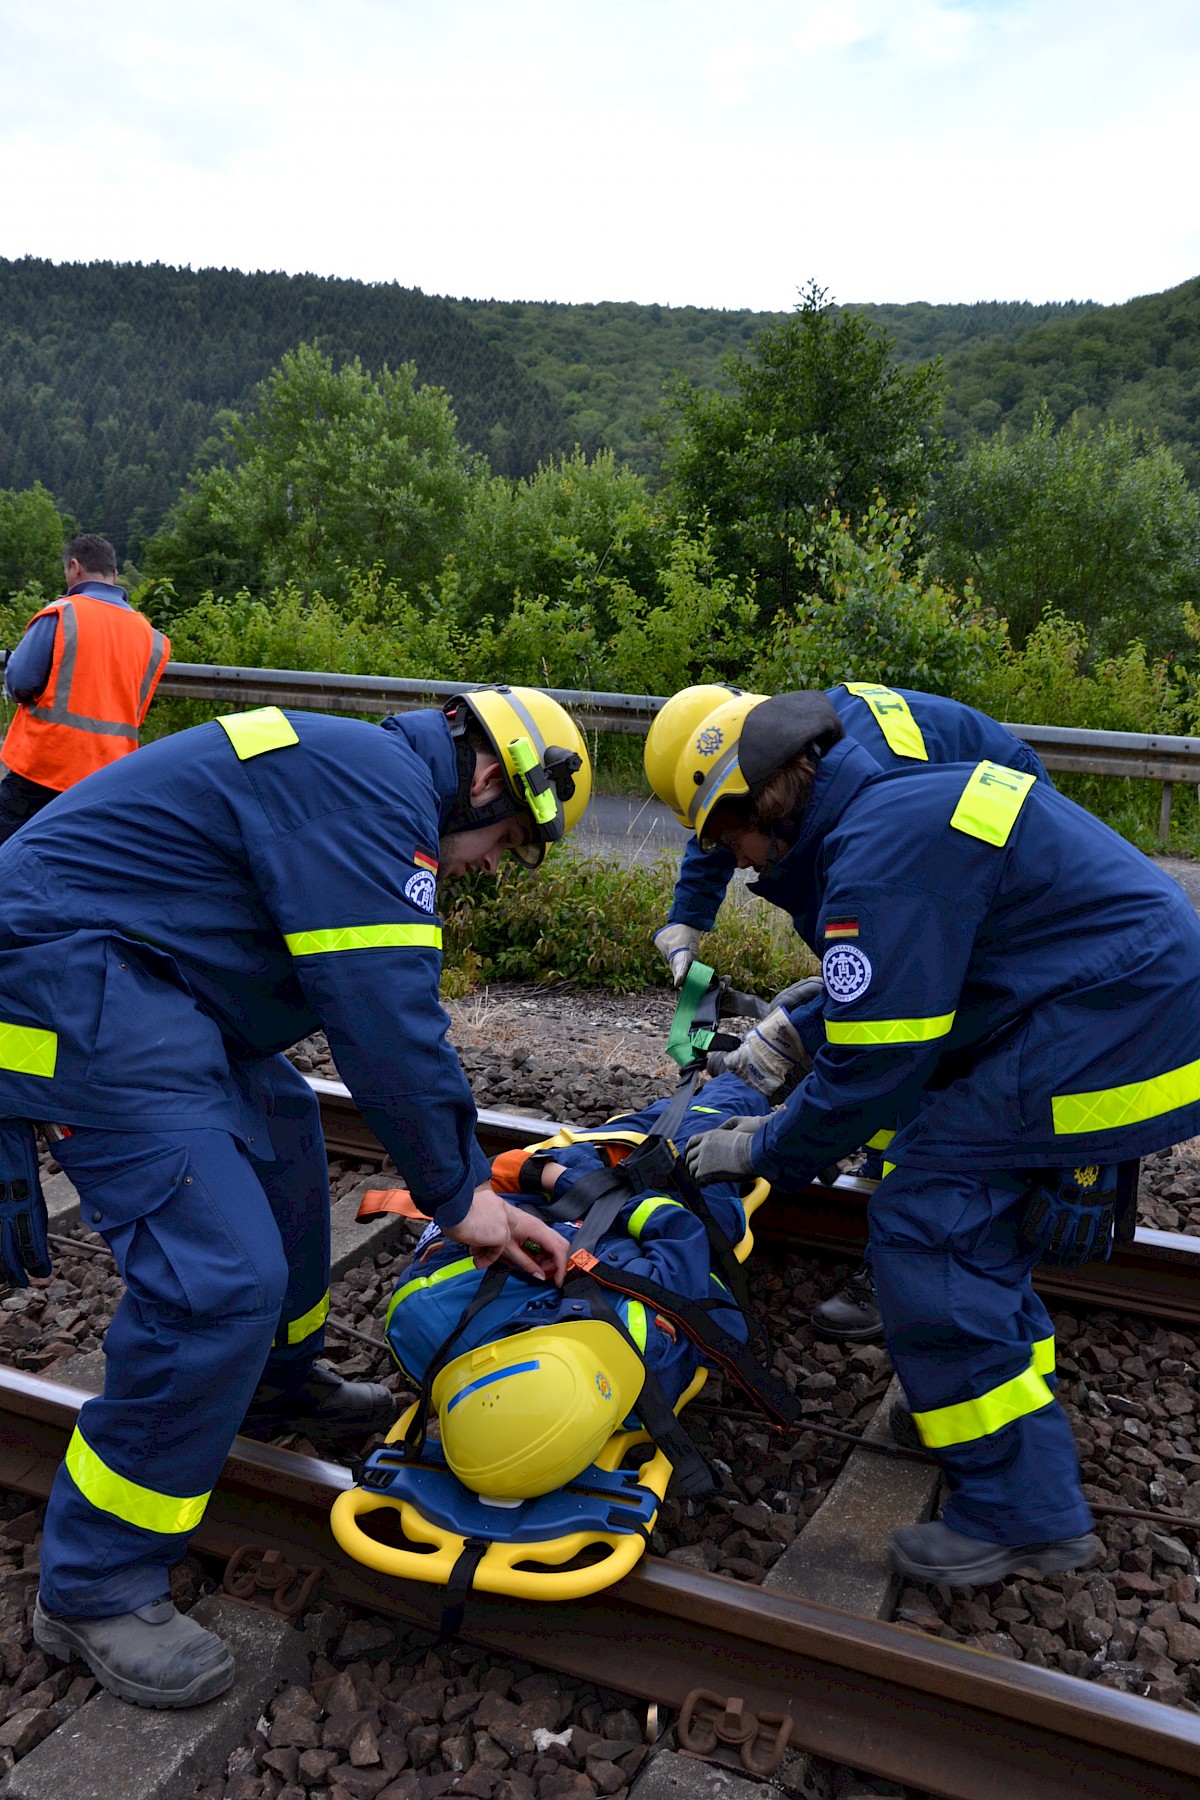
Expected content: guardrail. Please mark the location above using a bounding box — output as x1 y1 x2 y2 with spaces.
5 654 1200 839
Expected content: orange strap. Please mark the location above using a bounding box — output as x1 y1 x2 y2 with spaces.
357 1187 430 1222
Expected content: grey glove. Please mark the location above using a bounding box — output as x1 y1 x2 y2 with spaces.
771 976 825 1013
706 1007 812 1099
654 923 702 988
683 1116 761 1185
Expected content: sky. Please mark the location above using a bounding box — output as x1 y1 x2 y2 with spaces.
1 0 1197 312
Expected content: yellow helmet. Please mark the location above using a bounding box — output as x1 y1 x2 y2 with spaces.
445 685 592 868
434 1321 645 1499
643 684 752 817
653 692 767 838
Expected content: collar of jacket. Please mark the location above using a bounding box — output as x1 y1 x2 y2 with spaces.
750 736 882 897
380 708 460 830
63 580 131 607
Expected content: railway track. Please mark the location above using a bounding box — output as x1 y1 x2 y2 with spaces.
0 1365 1197 1800
4 1077 1200 1796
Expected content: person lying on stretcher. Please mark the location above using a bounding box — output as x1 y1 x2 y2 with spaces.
370 1072 781 1501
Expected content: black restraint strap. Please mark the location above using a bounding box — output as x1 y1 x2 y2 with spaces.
438 1537 490 1639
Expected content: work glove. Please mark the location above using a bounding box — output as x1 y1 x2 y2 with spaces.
770 976 825 1014
653 923 703 988
706 1009 812 1099
1020 1164 1118 1268
683 1116 761 1186
0 1121 51 1289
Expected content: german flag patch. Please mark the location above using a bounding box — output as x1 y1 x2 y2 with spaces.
414 850 438 874
824 917 859 940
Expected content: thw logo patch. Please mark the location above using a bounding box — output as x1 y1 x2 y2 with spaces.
404 870 437 913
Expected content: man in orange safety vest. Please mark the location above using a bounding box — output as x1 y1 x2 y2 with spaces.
0 534 169 845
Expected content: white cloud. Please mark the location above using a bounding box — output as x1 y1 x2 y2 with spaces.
0 0 1196 305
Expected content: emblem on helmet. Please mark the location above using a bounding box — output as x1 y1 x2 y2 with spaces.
695 726 724 756
595 1372 613 1401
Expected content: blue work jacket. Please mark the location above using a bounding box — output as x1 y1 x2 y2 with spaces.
0 707 491 1227
751 739 1200 1184
668 685 1048 932
386 1073 769 1406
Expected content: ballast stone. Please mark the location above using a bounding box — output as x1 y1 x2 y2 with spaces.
0 1596 310 1800
631 1750 790 1800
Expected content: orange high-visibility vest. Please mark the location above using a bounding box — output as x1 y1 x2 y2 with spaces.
1 596 170 792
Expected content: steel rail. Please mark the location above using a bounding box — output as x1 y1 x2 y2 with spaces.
310 1075 1200 1328
0 1366 1195 1800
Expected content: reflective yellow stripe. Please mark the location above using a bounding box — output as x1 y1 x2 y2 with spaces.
826 1012 955 1046
386 1256 477 1327
623 1300 648 1352
217 707 299 760
286 1289 330 1345
881 1161 896 1178
843 683 928 761
0 1020 57 1079
949 761 1036 848
1052 1055 1200 1135
866 1129 895 1150
285 923 442 957
913 1360 1054 1450
628 1197 685 1240
65 1426 209 1535
1032 1334 1055 1376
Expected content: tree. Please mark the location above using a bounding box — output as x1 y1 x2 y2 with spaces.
930 408 1200 655
663 282 945 611
0 482 70 601
145 344 483 607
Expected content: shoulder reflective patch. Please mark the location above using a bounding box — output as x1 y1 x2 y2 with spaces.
0 1020 57 1079
216 707 299 760
826 1011 955 1046
285 923 442 956
1052 1054 1200 1135
403 870 437 913
628 1196 685 1240
822 943 872 1003
843 683 928 761
950 761 1036 847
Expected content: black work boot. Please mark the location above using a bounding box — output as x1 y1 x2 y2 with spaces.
241 1361 395 1449
889 1520 1102 1587
811 1262 884 1343
33 1594 234 1708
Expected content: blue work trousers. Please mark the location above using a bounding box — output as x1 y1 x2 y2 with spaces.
40 1055 331 1617
869 1166 1092 1546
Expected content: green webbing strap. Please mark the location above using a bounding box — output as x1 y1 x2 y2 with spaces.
666 960 717 1069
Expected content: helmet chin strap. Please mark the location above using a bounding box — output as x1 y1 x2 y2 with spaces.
443 728 521 837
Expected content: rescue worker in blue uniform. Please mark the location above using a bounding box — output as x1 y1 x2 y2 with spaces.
0 687 590 1706
645 681 1049 1344
674 690 1200 1585
381 1071 772 1496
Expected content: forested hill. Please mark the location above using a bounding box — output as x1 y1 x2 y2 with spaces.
0 258 575 557
454 295 1100 472
939 277 1200 480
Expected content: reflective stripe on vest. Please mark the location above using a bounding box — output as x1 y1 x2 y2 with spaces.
826 1011 955 1047
286 1289 330 1345
912 1354 1055 1449
0 1020 57 1079
217 707 299 760
65 1425 209 1535
950 761 1036 847
285 923 442 957
1052 1054 1200 1136
1 598 169 789
843 684 929 761
623 1299 648 1351
1032 1334 1055 1376
866 1128 895 1150
386 1256 477 1328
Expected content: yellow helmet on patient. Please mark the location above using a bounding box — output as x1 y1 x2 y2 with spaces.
433 1321 645 1498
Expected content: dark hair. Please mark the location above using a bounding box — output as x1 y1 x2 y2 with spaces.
748 751 820 832
64 533 118 578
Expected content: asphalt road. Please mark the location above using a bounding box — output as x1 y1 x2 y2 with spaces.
574 792 1200 917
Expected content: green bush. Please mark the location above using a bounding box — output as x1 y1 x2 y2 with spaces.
441 850 809 997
